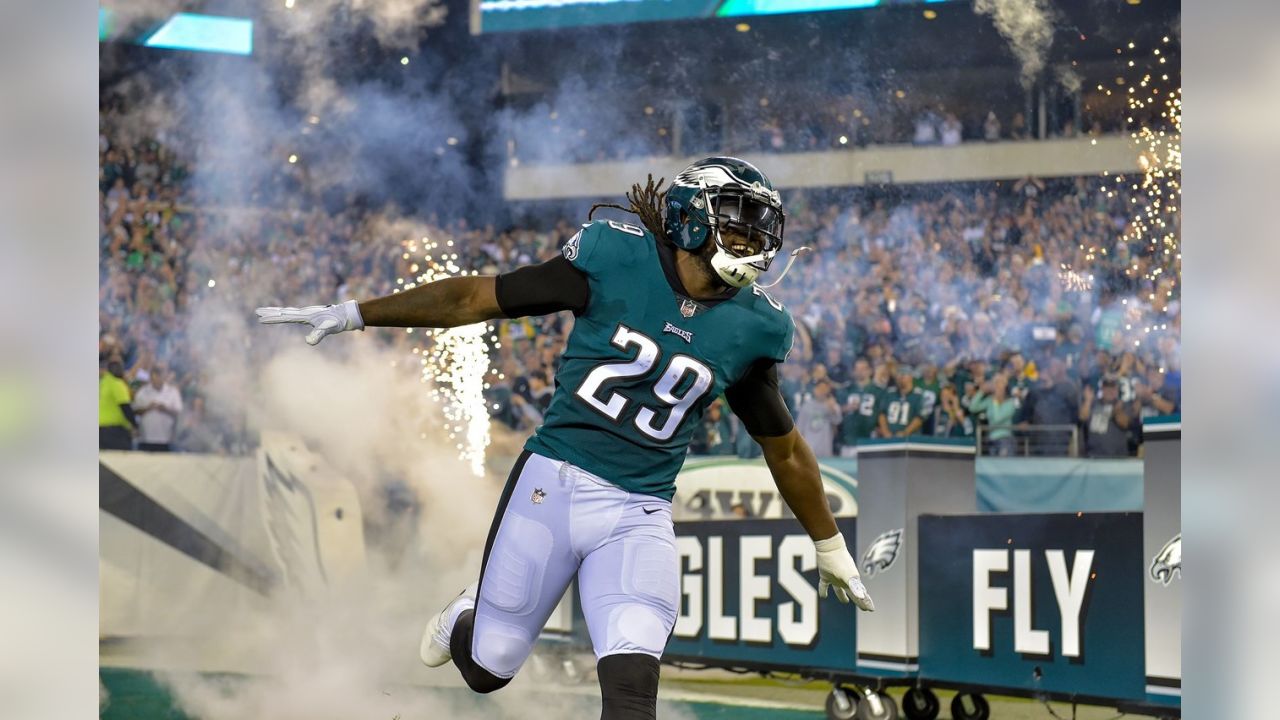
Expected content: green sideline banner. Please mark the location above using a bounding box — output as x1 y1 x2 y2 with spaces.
918 512 1145 703
664 517 858 672
975 458 1143 513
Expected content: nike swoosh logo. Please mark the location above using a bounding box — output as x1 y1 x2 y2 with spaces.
642 507 662 515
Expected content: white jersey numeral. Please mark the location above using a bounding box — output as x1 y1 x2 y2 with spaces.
575 324 715 442
888 400 911 425
636 354 714 441
751 285 785 312
576 325 660 419
606 220 645 237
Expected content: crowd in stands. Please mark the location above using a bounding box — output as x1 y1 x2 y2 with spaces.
511 98 1121 165
99 103 1181 460
507 56 1162 163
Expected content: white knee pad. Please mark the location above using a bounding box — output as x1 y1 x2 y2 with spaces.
595 540 678 657
474 622 534 678
603 604 673 658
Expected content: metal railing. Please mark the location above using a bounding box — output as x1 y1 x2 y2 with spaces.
976 424 1080 457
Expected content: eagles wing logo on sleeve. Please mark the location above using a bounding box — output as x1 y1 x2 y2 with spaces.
861 528 904 578
1150 532 1181 585
562 231 582 261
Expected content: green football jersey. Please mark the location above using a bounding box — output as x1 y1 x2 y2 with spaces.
839 382 882 444
882 389 924 434
524 220 795 500
913 379 940 434
913 379 940 419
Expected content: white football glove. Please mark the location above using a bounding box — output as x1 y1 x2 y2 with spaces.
255 300 365 346
815 532 876 612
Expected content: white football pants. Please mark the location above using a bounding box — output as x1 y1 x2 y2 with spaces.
469 450 680 680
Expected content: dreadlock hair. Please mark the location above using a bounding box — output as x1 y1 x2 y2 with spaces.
588 174 668 242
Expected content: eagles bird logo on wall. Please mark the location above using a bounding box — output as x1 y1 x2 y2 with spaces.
861 528 904 578
1150 532 1181 585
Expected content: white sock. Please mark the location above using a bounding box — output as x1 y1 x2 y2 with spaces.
442 595 475 637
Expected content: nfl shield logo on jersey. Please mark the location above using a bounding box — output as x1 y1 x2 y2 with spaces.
531 487 547 505
680 298 698 318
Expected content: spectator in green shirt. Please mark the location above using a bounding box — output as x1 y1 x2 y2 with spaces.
838 358 883 456
968 371 1021 455
914 363 942 434
879 370 925 438
932 384 975 438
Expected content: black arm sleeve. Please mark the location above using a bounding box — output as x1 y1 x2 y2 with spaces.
494 255 591 318
121 403 137 427
724 360 795 438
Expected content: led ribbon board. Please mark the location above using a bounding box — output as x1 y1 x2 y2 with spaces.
716 0 881 15
477 0 953 33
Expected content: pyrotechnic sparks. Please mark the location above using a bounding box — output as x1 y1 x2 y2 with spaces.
1060 39 1181 339
395 234 492 476
1099 42 1180 348
1125 77 1180 278
1059 264 1093 292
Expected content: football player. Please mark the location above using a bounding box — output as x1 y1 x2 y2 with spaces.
256 157 874 720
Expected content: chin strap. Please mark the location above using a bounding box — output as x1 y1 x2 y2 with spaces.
699 178 805 290
754 246 812 289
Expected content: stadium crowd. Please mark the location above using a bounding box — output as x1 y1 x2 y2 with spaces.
98 105 1181 460
509 97 1127 165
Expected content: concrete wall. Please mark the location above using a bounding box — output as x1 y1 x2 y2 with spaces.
503 136 1140 200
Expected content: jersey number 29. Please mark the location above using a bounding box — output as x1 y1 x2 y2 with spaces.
575 324 713 442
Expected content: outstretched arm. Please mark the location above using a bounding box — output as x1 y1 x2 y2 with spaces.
257 255 589 344
360 276 501 329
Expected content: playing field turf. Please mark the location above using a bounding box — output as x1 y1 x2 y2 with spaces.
100 667 1167 720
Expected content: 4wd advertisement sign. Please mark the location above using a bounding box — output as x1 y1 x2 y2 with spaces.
664 517 858 671
918 513 1145 702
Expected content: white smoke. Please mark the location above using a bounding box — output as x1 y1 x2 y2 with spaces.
100 3 540 716
1055 64 1082 94
973 0 1055 89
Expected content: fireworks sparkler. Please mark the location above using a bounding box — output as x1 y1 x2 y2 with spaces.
1058 264 1094 292
396 234 493 476
1100 37 1181 347
1061 37 1181 352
